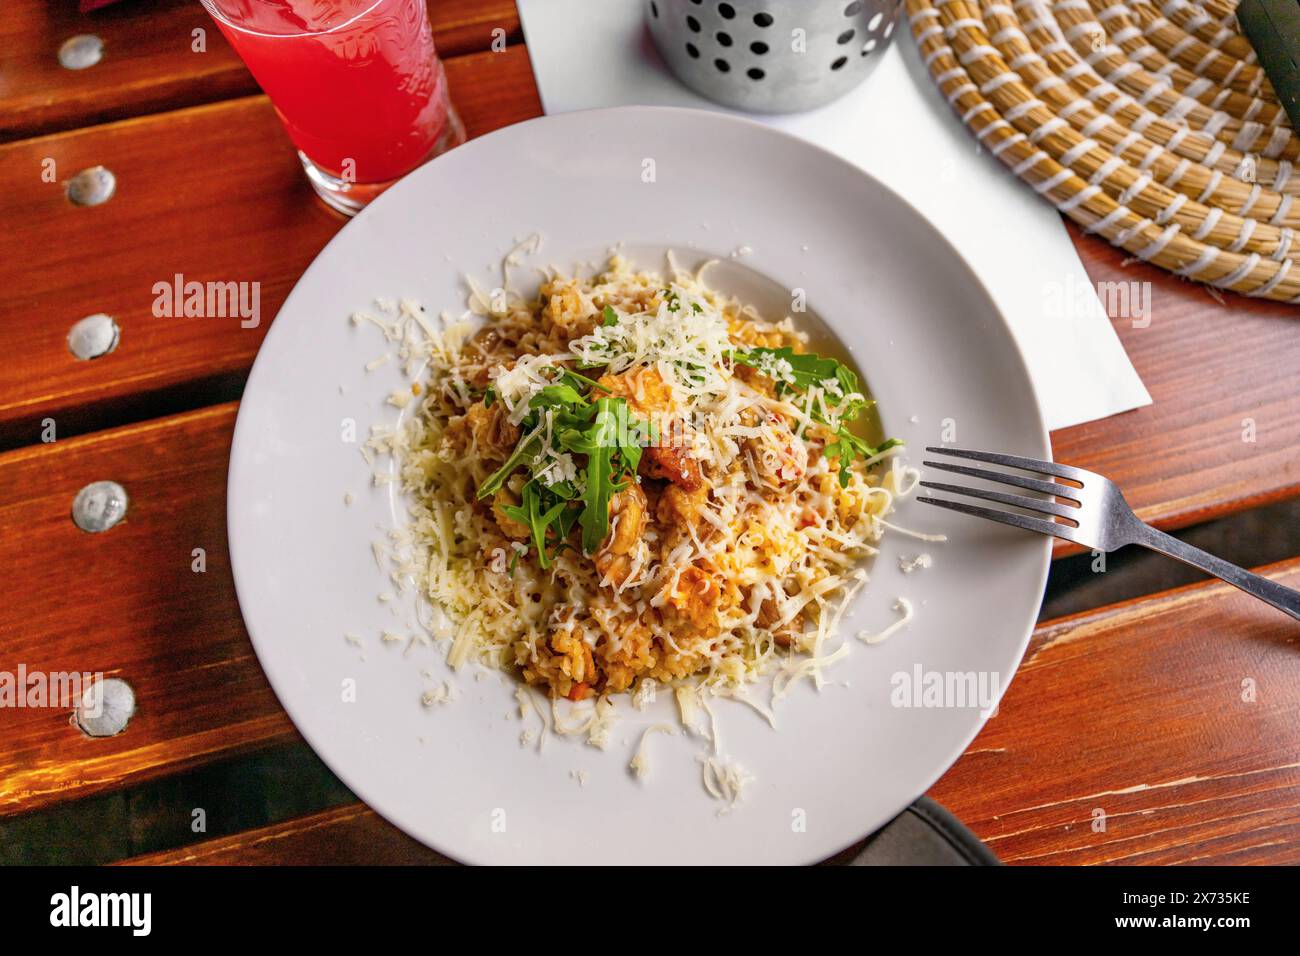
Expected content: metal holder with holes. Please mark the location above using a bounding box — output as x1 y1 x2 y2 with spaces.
646 0 902 113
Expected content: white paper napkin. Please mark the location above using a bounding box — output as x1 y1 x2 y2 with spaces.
516 0 1152 430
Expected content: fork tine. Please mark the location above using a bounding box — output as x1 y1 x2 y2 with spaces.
921 460 1082 502
916 496 1083 544
918 480 1080 520
924 446 1087 483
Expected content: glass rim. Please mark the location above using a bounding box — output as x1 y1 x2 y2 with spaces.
197 0 392 39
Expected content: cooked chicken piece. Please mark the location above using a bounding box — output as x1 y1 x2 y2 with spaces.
597 367 706 490
491 488 530 540
757 597 798 648
641 442 703 490
656 481 709 535
596 367 674 417
594 484 648 587
460 399 520 462
606 484 647 555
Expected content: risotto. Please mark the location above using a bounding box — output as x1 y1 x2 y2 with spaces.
384 255 904 703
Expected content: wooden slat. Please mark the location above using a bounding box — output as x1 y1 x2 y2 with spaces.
0 402 298 816
115 559 1300 865
0 44 542 449
118 803 451 866
2 43 1296 538
929 557 1300 865
1050 225 1300 556
0 0 521 142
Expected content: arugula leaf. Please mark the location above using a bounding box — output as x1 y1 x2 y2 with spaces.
556 502 582 540
500 481 544 561
552 395 643 554
500 480 579 569
733 346 845 393
475 373 659 559
829 433 904 487
733 346 902 484
530 382 588 410
545 478 581 500
619 405 649 476
828 430 868 487
479 366 607 503
559 368 610 394
578 398 620 554
621 425 644 475
533 502 569 566
478 432 542 499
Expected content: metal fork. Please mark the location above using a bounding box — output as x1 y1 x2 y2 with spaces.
916 446 1300 622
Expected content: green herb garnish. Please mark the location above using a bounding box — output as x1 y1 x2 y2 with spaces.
477 372 647 563
571 398 621 554
733 346 902 486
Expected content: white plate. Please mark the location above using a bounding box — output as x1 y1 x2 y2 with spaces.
228 106 1051 865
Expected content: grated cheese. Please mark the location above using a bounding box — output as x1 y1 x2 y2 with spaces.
899 553 932 574
701 756 753 814
420 681 459 708
629 723 677 780
858 597 915 645
675 684 711 740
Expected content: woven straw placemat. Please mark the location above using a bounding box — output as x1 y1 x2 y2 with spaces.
906 0 1299 302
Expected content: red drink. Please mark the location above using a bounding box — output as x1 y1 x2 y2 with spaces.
202 0 464 213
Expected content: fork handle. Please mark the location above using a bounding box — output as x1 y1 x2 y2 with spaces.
1133 524 1300 622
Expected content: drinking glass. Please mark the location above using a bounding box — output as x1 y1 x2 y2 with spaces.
200 0 466 214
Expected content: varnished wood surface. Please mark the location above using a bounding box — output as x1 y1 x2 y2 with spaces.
0 45 541 448
0 403 297 817
931 558 1300 864
0 0 521 141
120 802 452 866
116 559 1300 865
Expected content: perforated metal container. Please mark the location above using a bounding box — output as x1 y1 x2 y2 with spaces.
646 0 902 113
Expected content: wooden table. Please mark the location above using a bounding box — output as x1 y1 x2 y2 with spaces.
3 0 1297 865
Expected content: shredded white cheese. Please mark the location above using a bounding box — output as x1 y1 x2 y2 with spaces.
858 597 915 645
629 724 677 780
420 681 459 708
899 553 932 574
701 756 753 814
